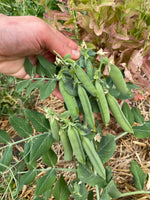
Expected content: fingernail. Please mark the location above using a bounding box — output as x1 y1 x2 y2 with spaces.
72 50 80 59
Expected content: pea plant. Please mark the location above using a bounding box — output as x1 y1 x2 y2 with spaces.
1 48 150 200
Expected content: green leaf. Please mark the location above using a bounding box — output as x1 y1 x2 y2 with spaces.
42 148 57 167
131 107 144 124
16 79 32 92
105 166 113 183
36 60 46 77
34 197 44 200
96 120 103 136
100 190 111 200
89 96 99 114
64 53 71 59
0 129 10 144
23 141 37 169
76 55 85 68
105 180 122 198
18 170 36 191
130 160 146 190
35 169 56 196
77 164 106 188
98 134 116 163
122 101 134 125
24 109 50 132
43 189 52 200
40 79 57 101
53 175 70 200
133 122 150 138
24 57 36 77
69 181 88 200
62 74 77 96
9 116 33 137
0 146 13 172
26 79 44 96
37 55 56 78
30 133 53 162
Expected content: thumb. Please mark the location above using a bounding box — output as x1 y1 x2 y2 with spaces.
44 26 80 60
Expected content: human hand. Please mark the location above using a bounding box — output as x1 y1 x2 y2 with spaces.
0 14 80 99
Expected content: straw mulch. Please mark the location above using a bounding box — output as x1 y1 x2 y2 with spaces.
0 92 150 200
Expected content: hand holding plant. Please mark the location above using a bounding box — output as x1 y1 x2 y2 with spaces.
0 14 80 80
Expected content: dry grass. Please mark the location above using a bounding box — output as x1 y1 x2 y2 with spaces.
0 92 150 200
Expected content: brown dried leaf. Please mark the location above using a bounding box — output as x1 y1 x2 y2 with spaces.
128 50 143 73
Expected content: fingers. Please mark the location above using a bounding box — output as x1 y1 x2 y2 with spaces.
43 25 80 60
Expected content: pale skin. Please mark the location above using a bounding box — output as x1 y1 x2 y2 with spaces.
0 14 80 99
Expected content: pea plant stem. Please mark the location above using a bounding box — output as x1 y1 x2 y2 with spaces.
0 132 48 150
17 167 76 174
115 132 128 141
96 185 100 200
120 190 150 197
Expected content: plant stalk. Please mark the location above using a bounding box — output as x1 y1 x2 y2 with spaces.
120 190 150 197
0 132 48 150
115 132 128 141
96 185 100 200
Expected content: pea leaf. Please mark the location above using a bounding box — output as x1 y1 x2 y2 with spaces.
98 134 116 163
106 166 113 183
53 175 70 200
64 53 71 59
100 190 111 200
37 55 56 78
42 148 57 167
133 122 150 138
77 164 106 188
76 55 85 68
0 129 10 144
122 101 134 125
24 109 50 132
30 133 53 162
0 146 13 172
23 141 37 169
16 79 32 92
131 107 144 124
26 79 44 96
130 160 146 190
62 75 78 96
34 198 44 200
103 180 122 199
36 60 46 77
24 58 36 78
35 169 56 196
40 79 57 101
43 189 52 200
69 181 88 200
9 116 33 137
89 96 99 114
18 170 36 191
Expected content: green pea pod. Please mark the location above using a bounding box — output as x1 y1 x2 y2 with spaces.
68 126 86 165
82 136 106 180
78 84 95 131
50 117 60 142
73 64 97 97
59 128 73 161
95 80 110 126
109 64 129 95
59 79 79 121
106 93 134 133
86 59 94 80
